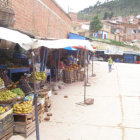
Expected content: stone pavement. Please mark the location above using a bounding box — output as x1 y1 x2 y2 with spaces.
10 62 140 140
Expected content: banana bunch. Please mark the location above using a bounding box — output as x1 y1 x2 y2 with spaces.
31 72 47 81
0 90 17 101
0 78 4 87
13 101 34 114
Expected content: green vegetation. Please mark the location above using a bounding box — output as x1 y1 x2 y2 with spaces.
90 16 103 35
78 0 140 20
90 37 140 50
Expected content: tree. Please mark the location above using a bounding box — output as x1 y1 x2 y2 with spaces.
103 12 109 19
109 12 114 19
89 15 102 36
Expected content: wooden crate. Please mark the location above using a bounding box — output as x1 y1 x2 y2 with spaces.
73 70 78 82
14 111 35 125
13 102 44 137
64 70 74 83
0 109 14 135
78 72 85 81
0 127 13 140
14 103 42 125
14 121 36 138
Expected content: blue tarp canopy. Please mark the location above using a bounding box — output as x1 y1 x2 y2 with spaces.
64 46 77 51
69 33 86 40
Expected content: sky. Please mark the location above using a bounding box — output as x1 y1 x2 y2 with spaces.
55 0 106 13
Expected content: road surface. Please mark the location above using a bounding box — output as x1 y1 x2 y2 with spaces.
10 62 140 140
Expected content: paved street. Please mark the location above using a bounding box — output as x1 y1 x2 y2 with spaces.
11 62 140 140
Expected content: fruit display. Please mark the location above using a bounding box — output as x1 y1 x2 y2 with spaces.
0 77 4 87
0 106 9 114
11 88 25 97
13 101 34 114
31 72 47 81
65 64 81 71
0 70 12 86
0 90 17 101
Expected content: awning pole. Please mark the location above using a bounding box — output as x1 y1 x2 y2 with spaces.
43 48 48 71
91 53 95 77
87 51 89 83
40 47 46 71
54 50 57 82
58 49 60 81
76 49 79 64
31 50 40 140
92 53 94 76
84 47 86 103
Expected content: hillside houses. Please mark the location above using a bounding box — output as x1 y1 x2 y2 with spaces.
95 15 140 44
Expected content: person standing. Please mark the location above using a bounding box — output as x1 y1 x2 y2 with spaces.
108 56 113 72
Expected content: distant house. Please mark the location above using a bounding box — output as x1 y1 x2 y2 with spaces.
94 20 121 41
95 16 140 43
94 30 108 39
69 12 90 37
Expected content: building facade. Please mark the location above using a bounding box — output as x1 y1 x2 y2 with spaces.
1 0 72 39
69 12 90 37
95 16 140 43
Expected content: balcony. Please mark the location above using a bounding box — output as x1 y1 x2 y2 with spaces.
0 0 15 27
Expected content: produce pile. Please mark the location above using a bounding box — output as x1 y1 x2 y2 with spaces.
65 64 81 71
18 79 32 93
0 77 4 87
11 88 25 97
0 106 9 114
31 72 47 81
0 90 17 101
13 101 34 114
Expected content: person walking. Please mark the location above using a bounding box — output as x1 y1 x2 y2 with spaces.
108 56 113 72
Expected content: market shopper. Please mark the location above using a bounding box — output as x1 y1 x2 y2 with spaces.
108 56 113 72
58 59 65 81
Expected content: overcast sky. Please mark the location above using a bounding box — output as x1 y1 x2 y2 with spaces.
55 0 106 13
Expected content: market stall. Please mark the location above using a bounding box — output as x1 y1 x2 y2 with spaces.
0 27 94 140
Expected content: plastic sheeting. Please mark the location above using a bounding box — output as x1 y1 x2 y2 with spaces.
38 39 93 51
0 27 94 51
69 33 86 40
0 27 33 50
64 46 77 51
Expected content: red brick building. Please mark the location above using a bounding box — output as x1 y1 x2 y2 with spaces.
6 0 72 39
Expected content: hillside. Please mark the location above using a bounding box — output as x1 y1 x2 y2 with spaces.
78 0 140 20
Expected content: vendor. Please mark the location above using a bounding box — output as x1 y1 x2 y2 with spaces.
59 59 65 70
68 55 73 65
47 55 55 78
58 59 65 81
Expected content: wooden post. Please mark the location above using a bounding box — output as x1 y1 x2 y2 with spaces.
84 47 86 103
92 53 94 76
